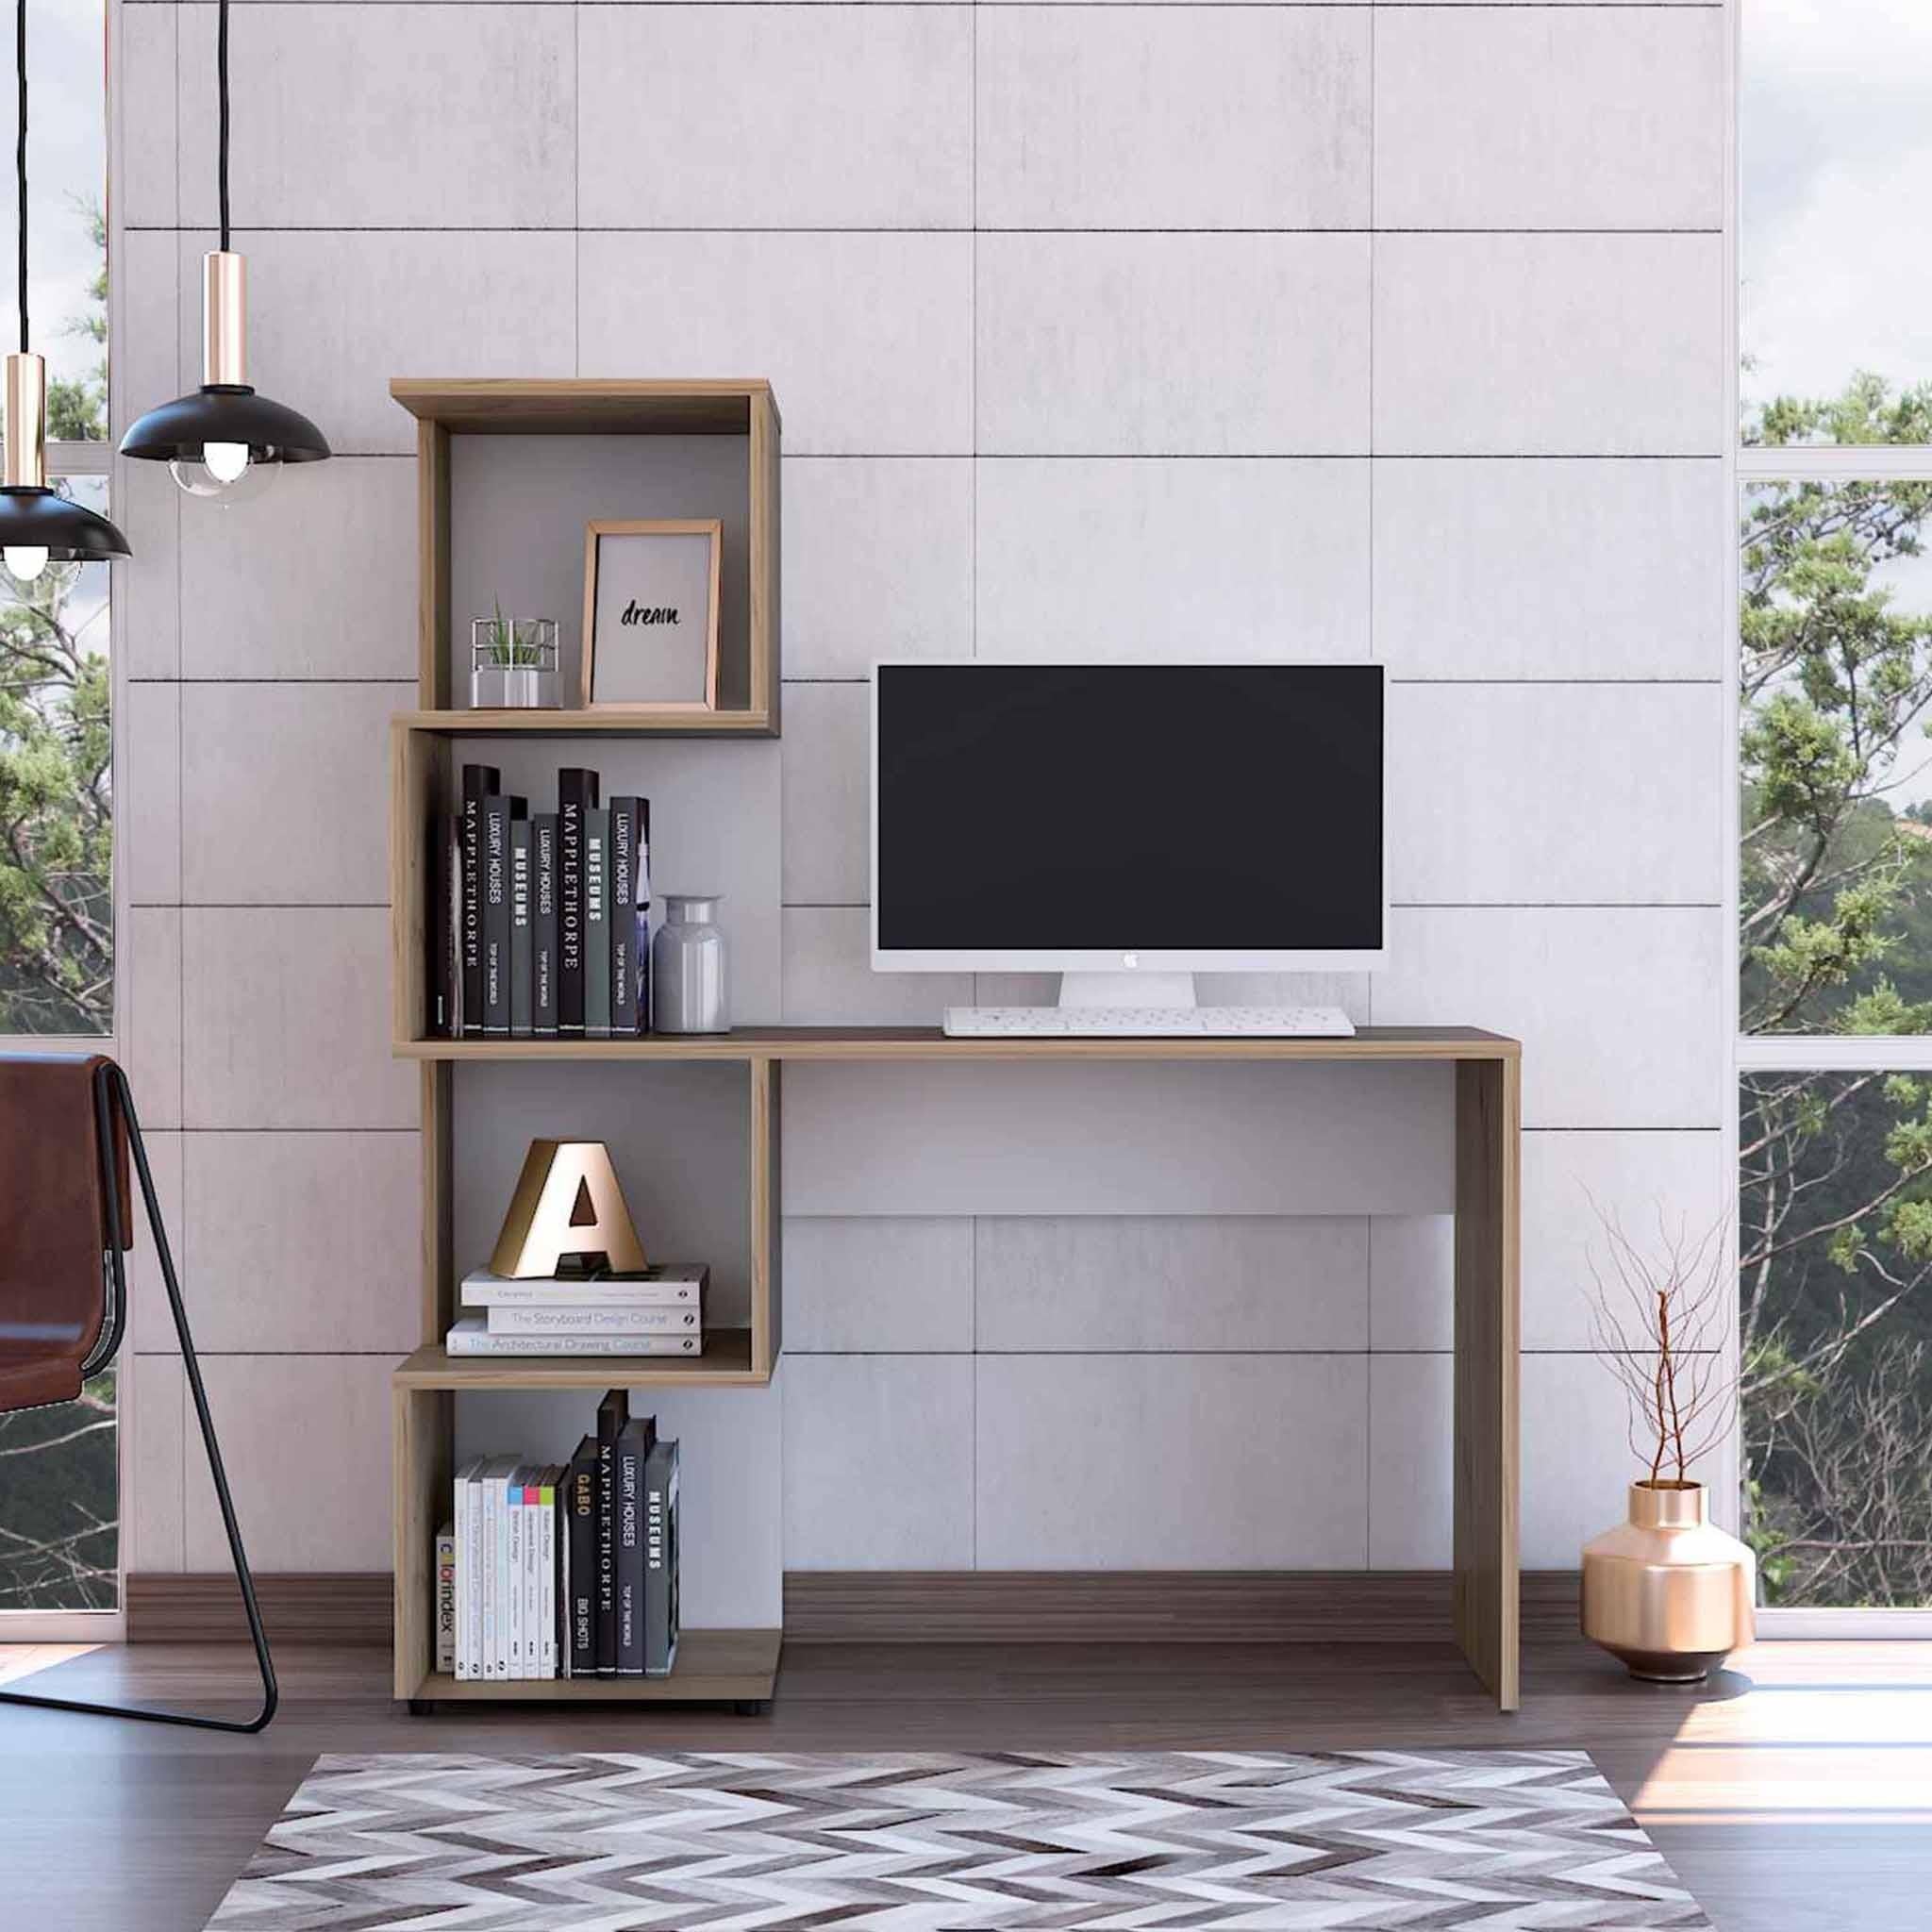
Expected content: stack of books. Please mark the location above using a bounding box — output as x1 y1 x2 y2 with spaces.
431 762 651 1040
439 1389 680 1680
445 1263 707 1358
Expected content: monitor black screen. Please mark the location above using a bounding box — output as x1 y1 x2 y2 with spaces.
874 663 1384 956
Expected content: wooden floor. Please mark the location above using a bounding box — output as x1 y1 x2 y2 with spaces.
1 1634 1926 1930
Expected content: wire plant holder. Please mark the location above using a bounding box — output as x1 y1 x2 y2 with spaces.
470 608 559 708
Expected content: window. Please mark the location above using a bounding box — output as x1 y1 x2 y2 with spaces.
1739 1 1932 1613
0 0 116 1616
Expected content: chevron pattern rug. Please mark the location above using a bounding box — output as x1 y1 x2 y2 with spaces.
205 1747 1713 1929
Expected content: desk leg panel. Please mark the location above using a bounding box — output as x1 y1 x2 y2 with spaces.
1453 1056 1522 1709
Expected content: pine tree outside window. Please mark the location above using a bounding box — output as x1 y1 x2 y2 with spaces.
1737 0 1932 1623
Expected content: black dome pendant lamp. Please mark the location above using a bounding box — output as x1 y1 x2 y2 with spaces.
1 0 129 582
119 0 328 499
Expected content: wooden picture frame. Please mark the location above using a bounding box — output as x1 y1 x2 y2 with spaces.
581 518 722 711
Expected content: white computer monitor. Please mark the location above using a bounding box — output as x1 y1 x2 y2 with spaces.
870 660 1387 1008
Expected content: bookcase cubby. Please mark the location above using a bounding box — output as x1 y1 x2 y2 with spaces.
387 379 785 1712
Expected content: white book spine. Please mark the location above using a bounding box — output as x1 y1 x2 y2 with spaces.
461 1271 703 1309
543 1478 558 1679
487 1305 702 1336
479 1470 498 1681
446 1319 702 1357
451 1476 469 1681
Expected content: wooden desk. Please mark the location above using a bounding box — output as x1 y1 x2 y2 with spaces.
395 1024 1522 1711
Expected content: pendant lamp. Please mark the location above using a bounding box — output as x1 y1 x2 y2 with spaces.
119 0 328 499
1 0 129 582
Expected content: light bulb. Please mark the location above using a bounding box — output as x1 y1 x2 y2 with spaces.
169 449 275 504
4 545 49 583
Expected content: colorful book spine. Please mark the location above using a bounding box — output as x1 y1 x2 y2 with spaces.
458 763 500 1037
557 767 599 1036
609 796 641 1037
506 1469 526 1679
615 1418 649 1676
482 794 511 1036
509 811 533 1038
584 808 610 1038
643 1437 680 1679
566 1435 597 1679
532 812 558 1037
537 1466 558 1681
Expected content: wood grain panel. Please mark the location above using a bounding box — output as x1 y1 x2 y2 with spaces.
786 1570 1578 1646
125 1573 393 1647
1454 1055 1523 1709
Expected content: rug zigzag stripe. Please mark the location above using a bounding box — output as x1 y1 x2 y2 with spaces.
208 1749 1716 1930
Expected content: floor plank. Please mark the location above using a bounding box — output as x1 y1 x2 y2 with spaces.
0 1636 1925 1931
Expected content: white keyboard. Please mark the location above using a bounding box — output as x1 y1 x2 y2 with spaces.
942 1005 1357 1039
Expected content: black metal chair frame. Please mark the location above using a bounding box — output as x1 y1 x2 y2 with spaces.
0 1060 276 1732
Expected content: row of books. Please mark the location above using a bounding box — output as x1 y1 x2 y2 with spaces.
431 763 651 1039
446 1263 708 1358
437 1390 680 1680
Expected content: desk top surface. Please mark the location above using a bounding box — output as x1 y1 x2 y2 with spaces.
399 1025 1520 1063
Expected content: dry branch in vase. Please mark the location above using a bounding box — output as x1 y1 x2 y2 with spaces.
1586 1201 1738 1486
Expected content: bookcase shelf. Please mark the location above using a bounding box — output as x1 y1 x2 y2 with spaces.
397 707 775 740
389 376 786 1712
394 1328 762 1391
405 1629 783 1711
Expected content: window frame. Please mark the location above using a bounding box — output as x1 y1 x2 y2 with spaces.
1731 2 1932 1635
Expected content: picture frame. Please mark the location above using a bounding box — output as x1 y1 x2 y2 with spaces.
580 518 722 710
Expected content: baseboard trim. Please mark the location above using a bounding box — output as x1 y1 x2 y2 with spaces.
784 1571 1582 1644
125 1570 1580 1650
126 1573 391 1646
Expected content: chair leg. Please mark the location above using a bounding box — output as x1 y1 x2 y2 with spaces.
0 1070 277 1733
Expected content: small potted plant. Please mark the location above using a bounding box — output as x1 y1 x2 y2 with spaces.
470 604 559 708
1580 1205 1755 1683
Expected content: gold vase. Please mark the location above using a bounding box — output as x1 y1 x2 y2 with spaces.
1581 1481 1755 1684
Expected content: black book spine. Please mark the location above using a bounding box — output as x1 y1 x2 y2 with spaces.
482 795 511 1036
643 1438 680 1679
609 796 638 1038
615 1421 647 1676
558 768 600 1036
585 809 611 1039
566 1436 597 1678
458 764 500 1038
431 811 458 1037
593 1386 625 1676
637 799 653 1033
509 811 533 1038
533 813 559 1037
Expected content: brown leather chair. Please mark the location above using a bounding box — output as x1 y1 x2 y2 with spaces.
0 1054 275 1731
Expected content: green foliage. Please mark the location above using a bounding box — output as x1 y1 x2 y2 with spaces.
45 200 108 443
1739 375 1932 1608
0 558 111 1032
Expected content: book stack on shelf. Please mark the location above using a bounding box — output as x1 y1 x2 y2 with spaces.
433 763 651 1040
446 1262 708 1358
439 1389 680 1681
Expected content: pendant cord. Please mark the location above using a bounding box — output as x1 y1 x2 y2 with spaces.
16 0 27 355
217 0 229 252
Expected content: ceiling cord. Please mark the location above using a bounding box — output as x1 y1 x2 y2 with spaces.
217 0 229 253
16 0 27 355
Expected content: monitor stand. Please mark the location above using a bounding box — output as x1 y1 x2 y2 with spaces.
1058 971 1196 1011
